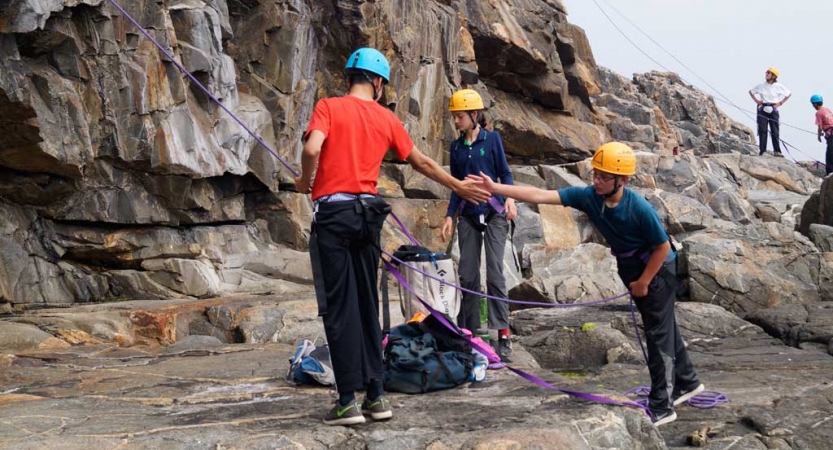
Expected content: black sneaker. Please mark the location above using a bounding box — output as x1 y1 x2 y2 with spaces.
651 410 677 426
323 400 365 426
672 383 705 406
497 335 513 363
361 395 393 420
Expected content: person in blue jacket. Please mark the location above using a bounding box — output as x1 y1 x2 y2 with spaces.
441 89 517 361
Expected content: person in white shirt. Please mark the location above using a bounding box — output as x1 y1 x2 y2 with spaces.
748 67 791 156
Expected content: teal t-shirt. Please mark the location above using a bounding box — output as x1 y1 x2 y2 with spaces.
557 186 672 257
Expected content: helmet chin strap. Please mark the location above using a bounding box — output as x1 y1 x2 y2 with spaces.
459 112 480 138
600 176 622 218
602 176 621 199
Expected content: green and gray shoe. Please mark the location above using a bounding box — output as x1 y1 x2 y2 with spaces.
361 395 393 420
323 400 366 426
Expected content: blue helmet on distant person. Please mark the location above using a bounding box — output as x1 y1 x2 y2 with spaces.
811 94 823 104
345 48 390 84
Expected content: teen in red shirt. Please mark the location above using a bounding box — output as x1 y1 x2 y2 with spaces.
295 47 488 426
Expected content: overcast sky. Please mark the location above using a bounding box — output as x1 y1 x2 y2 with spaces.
564 0 833 163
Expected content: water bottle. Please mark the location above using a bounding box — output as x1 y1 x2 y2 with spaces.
470 362 487 382
469 351 488 382
479 295 488 327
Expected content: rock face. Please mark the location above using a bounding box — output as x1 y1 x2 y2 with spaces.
1 0 824 312
0 0 616 305
597 68 759 156
511 243 626 307
746 302 833 353
682 222 830 314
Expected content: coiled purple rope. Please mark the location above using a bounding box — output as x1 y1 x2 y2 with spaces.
623 386 728 409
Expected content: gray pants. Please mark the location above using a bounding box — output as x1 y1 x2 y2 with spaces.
456 213 510 332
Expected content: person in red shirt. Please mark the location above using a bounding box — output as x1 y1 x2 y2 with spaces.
295 47 488 426
811 94 833 175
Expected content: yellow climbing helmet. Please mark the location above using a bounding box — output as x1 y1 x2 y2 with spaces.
448 89 485 112
591 142 636 176
767 67 780 78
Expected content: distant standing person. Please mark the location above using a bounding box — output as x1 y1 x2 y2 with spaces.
810 94 833 176
440 89 517 362
749 67 791 157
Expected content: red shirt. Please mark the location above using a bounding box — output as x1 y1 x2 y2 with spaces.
816 107 833 131
305 96 413 200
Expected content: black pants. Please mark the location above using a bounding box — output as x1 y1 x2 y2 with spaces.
825 134 833 175
757 106 781 154
309 197 390 393
456 212 510 333
618 257 700 415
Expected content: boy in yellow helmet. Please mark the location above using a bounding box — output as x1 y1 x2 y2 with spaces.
467 142 704 426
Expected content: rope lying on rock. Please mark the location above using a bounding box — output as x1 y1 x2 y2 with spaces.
624 386 729 409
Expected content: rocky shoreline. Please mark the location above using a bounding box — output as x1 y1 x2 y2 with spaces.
1 1 831 448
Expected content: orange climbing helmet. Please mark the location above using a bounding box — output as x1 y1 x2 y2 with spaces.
591 142 636 176
448 89 485 112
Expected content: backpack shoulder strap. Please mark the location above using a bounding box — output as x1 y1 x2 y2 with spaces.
381 262 391 337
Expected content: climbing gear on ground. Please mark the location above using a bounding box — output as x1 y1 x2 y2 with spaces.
383 319 474 394
448 89 485 112
345 47 390 83
285 339 335 387
386 245 461 321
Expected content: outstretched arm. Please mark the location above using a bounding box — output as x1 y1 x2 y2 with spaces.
467 172 562 205
406 147 489 204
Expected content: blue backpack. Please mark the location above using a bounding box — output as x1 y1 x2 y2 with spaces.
285 339 335 387
383 320 474 394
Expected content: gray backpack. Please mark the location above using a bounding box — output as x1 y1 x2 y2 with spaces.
392 245 461 321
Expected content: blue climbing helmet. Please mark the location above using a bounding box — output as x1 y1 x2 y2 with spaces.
811 94 824 104
345 47 390 84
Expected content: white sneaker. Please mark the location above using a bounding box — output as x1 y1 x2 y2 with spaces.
673 383 705 406
652 410 677 426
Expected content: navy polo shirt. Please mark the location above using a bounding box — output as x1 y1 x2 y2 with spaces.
447 129 514 217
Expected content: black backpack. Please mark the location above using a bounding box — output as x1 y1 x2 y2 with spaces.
383 319 474 394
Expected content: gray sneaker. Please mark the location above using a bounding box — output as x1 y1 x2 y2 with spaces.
361 395 393 420
323 400 365 426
